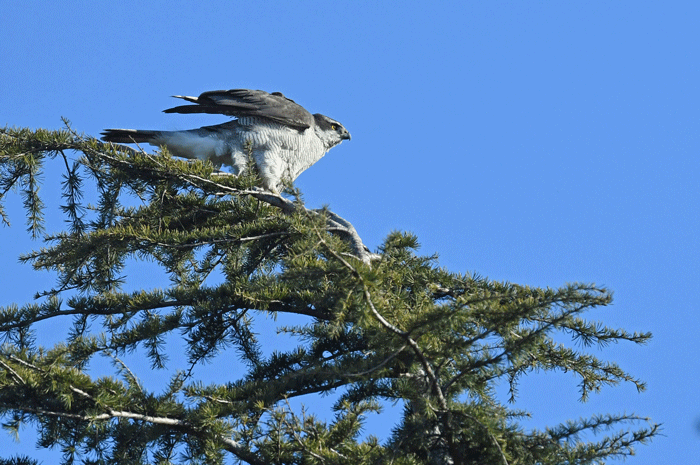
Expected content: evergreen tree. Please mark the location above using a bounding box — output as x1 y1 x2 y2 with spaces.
0 124 658 465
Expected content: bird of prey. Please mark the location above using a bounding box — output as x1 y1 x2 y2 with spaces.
101 89 351 193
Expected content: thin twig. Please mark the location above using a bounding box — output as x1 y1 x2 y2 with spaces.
0 358 25 384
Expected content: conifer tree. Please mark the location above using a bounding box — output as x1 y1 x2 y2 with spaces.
0 124 658 465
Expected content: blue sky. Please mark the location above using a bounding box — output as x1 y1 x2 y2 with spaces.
1 1 699 463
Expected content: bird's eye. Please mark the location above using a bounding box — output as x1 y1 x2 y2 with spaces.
331 124 337 130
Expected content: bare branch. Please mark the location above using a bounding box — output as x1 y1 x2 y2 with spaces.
0 358 25 384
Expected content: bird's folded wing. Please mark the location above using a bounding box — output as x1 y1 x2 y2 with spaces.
163 88 314 131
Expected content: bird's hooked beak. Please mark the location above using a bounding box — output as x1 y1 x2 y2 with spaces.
342 129 351 141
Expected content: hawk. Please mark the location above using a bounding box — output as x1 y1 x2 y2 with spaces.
101 89 351 193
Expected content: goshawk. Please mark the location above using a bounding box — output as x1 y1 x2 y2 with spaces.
101 89 351 193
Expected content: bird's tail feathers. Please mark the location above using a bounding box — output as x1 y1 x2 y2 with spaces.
101 129 160 144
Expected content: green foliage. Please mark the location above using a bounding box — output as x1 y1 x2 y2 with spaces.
0 124 658 464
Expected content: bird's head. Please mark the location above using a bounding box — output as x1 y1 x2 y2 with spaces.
313 113 351 148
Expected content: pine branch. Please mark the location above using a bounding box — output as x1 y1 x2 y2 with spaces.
0 125 660 464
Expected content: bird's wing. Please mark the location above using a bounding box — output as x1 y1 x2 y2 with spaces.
163 89 314 130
